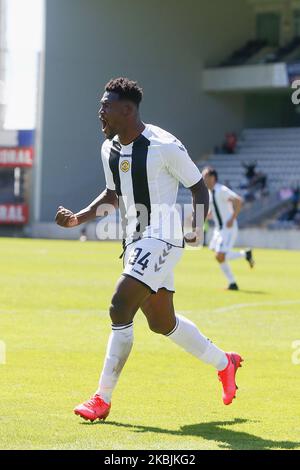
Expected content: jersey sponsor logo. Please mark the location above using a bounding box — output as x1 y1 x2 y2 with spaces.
120 160 130 173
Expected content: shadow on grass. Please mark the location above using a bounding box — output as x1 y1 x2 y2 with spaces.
237 290 268 295
82 417 299 450
223 290 268 295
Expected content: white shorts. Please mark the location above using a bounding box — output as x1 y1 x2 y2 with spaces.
123 238 183 293
209 226 238 254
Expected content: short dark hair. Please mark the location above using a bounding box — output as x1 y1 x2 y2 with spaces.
105 77 143 107
203 166 218 181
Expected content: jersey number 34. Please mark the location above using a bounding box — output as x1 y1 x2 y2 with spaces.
128 248 151 271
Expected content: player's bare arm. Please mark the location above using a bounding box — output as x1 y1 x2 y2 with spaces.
227 195 243 228
184 178 209 246
55 188 118 227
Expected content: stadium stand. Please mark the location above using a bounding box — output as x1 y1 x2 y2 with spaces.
219 37 300 66
178 127 300 228
220 40 268 67
270 36 300 63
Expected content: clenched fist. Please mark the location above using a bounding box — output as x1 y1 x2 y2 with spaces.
55 206 79 228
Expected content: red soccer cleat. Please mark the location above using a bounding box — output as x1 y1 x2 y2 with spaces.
218 352 243 405
74 394 111 422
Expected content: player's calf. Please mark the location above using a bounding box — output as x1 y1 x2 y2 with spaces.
141 289 177 336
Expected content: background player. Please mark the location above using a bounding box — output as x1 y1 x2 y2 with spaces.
202 166 254 290
55 78 243 422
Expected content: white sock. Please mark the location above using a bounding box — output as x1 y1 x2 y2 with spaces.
96 322 133 403
166 315 228 371
226 250 245 261
220 261 235 284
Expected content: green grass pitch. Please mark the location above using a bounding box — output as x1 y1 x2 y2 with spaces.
0 238 299 450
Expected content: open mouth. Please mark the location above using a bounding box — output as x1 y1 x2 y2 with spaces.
100 118 116 139
101 118 107 132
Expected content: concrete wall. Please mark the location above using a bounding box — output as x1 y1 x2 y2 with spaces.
38 0 254 222
236 228 300 250
245 92 300 128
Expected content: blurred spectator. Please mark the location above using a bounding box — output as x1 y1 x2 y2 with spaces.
243 161 257 181
240 161 268 202
279 188 294 201
222 132 237 154
278 186 300 226
214 132 237 155
268 186 300 229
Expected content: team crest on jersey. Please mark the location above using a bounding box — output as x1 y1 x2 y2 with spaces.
120 160 130 173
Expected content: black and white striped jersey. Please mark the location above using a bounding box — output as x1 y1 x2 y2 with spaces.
209 183 239 230
101 123 202 248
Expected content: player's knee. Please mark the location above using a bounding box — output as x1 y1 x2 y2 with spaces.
148 321 165 335
216 252 225 263
147 318 176 335
109 293 133 324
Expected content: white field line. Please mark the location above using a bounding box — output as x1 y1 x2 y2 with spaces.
212 300 300 314
0 309 108 316
1 303 299 317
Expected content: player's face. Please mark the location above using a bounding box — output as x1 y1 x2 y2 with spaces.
203 172 215 190
98 91 127 140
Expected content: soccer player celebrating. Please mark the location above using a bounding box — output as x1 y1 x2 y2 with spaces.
55 78 243 422
202 167 255 291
